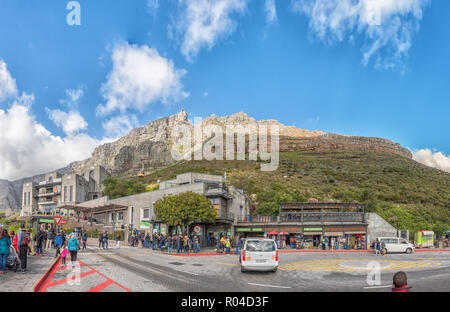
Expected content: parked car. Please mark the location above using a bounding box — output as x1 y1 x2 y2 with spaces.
377 237 415 254
239 238 278 273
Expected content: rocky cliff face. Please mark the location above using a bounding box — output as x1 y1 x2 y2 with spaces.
0 110 412 213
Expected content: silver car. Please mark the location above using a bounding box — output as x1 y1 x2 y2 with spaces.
240 238 278 273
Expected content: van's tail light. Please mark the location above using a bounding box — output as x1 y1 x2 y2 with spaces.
242 250 246 262
275 251 278 261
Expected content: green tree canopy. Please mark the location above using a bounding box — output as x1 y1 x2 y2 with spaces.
154 192 216 234
103 177 147 199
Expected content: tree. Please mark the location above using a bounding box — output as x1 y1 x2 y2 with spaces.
103 177 147 199
154 192 216 235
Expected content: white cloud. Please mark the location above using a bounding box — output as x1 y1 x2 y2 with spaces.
46 108 88 135
59 88 84 109
174 0 248 62
102 114 139 139
0 60 18 102
413 149 450 173
265 0 278 25
97 42 188 116
0 101 101 181
292 0 430 69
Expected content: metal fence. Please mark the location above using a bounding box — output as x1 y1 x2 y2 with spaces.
238 212 365 223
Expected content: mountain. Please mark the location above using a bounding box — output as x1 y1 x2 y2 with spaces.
0 110 415 213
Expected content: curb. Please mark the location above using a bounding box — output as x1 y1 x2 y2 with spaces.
33 256 61 292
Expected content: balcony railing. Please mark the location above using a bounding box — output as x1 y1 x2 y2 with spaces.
237 213 366 223
216 211 235 221
280 212 365 223
238 215 278 223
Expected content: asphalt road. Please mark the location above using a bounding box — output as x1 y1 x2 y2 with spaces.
42 243 450 292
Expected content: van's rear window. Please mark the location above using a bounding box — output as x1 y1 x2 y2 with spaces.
246 241 276 252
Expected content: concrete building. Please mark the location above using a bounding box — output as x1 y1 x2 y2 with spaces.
65 172 252 244
20 165 110 217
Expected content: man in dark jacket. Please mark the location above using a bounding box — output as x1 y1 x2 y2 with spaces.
98 233 103 248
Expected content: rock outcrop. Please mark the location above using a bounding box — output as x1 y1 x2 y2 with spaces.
0 110 412 213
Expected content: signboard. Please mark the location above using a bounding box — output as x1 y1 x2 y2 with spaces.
53 216 62 225
252 228 263 232
194 225 201 233
161 228 166 234
39 219 54 224
304 227 323 232
140 221 150 229
237 228 251 232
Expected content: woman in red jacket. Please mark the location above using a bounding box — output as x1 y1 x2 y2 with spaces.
10 231 18 252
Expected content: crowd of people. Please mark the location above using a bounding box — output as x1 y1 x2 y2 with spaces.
0 223 90 274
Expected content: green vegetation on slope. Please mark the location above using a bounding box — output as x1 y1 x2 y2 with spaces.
103 177 147 199
127 151 450 236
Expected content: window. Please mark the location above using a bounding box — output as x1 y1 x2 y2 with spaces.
118 212 123 221
64 186 67 202
69 185 73 202
143 208 150 219
89 170 94 180
28 192 30 206
48 177 53 183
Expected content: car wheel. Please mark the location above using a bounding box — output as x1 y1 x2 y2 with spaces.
272 268 277 273
241 266 246 273
406 248 412 254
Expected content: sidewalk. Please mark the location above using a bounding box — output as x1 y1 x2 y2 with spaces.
0 249 57 292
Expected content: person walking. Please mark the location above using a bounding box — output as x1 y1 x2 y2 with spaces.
67 233 80 269
144 233 150 249
81 232 87 251
54 231 63 258
176 234 181 254
102 231 109 249
116 233 121 249
98 232 103 249
17 225 29 272
46 229 54 250
34 228 44 256
0 229 12 274
375 239 381 256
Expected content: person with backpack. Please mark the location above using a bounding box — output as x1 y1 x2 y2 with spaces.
46 229 54 250
0 229 12 274
54 231 63 258
17 225 29 272
67 233 80 268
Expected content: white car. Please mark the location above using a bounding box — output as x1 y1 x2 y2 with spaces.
239 238 278 273
378 237 415 254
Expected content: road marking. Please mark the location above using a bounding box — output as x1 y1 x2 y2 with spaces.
247 283 291 289
172 268 199 276
363 285 393 289
216 262 238 266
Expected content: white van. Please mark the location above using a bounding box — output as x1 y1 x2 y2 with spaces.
377 237 415 254
240 238 278 273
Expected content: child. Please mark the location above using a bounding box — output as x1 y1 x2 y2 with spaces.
392 271 410 292
60 246 69 267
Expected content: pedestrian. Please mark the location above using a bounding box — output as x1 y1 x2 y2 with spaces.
0 229 11 274
194 235 200 254
144 233 150 249
116 233 121 249
81 232 87 251
98 232 103 248
10 230 17 253
67 233 80 268
235 236 241 255
17 225 29 272
60 246 69 268
54 231 63 258
176 234 181 254
46 229 54 250
381 240 386 256
35 227 44 256
42 229 47 251
392 271 410 292
103 231 109 249
290 236 295 249
225 237 231 254
141 233 145 248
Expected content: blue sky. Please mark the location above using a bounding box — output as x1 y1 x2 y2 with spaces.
0 0 449 180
